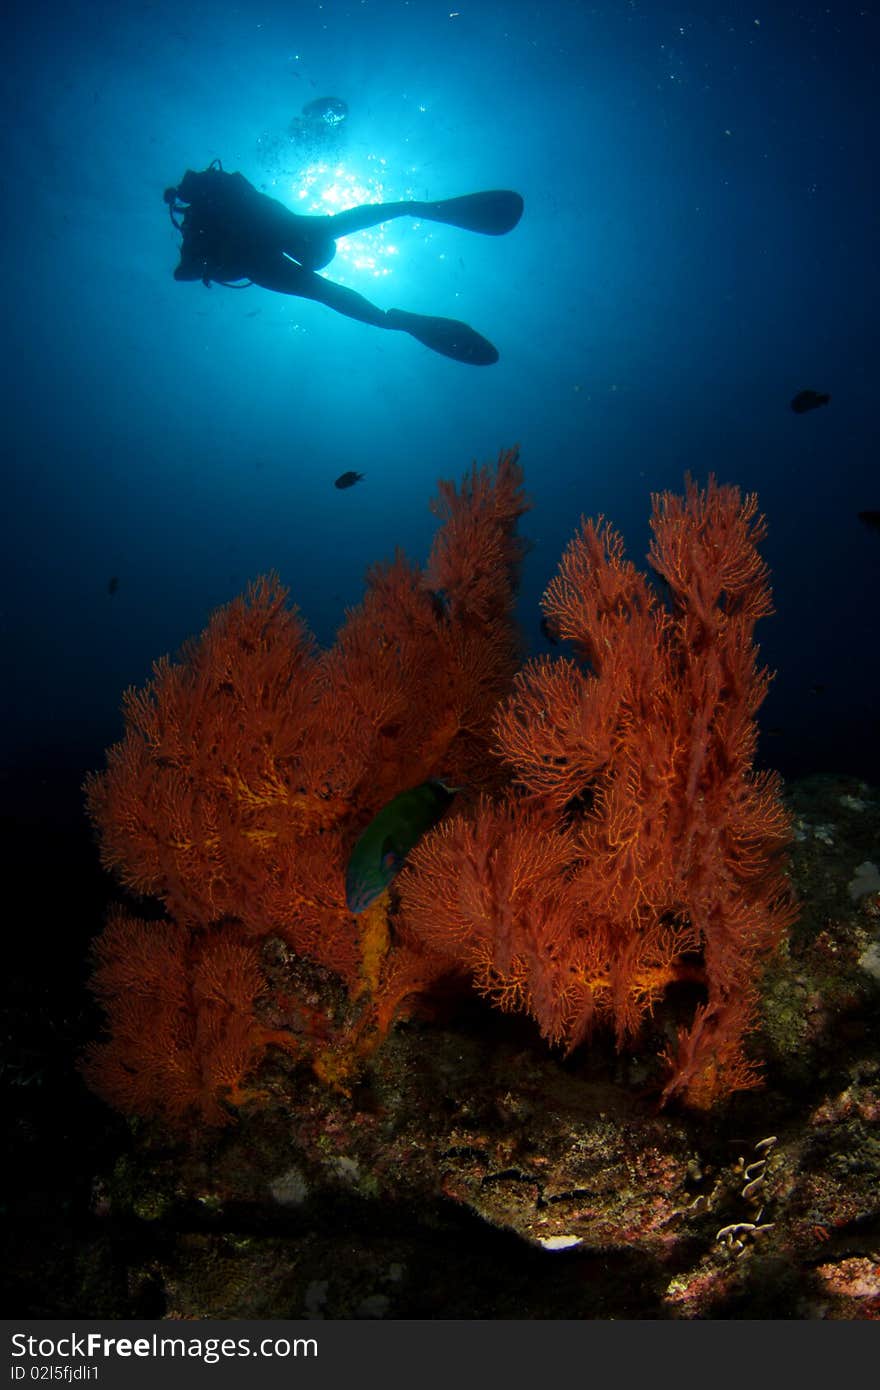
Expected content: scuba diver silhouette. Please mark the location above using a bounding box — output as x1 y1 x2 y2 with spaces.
164 160 523 365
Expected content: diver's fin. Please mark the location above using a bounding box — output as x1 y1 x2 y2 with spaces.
387 308 499 365
416 190 524 236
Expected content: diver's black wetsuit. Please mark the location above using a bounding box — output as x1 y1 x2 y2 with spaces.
165 161 523 365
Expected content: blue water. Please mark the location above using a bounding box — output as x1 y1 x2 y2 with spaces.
3 0 878 790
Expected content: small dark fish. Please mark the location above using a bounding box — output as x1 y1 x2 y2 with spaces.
245 309 262 318
107 576 119 595
346 779 458 913
790 389 830 414
540 614 560 645
810 683 826 696
857 510 880 532
335 471 364 490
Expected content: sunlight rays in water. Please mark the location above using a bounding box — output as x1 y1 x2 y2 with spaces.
292 155 422 280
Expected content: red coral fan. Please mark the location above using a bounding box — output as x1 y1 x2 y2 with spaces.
83 450 528 1122
82 909 295 1126
397 476 797 1107
85 449 527 985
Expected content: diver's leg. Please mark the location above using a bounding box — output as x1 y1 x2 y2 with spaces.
307 202 421 240
385 309 498 365
249 256 388 326
249 256 499 364
309 190 523 240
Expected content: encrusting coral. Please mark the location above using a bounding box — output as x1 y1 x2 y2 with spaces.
83 455 796 1126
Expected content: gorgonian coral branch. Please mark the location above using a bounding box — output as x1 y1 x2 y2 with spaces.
400 476 797 1107
84 450 530 1125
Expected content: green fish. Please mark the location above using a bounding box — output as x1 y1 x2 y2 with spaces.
345 780 457 913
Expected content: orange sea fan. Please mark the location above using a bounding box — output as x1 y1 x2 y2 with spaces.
542 514 660 668
427 445 530 628
493 655 619 810
397 797 584 1041
648 474 773 631
399 476 797 1107
82 910 288 1127
84 575 329 918
84 449 531 1123
86 453 529 950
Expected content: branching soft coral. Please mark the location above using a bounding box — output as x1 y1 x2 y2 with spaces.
84 449 528 1122
84 460 793 1121
397 476 797 1107
81 909 299 1126
86 450 527 976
